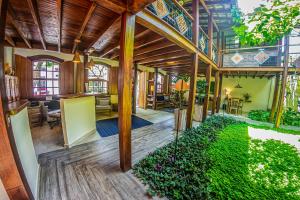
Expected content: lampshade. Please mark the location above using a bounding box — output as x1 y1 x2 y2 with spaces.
72 51 81 63
174 79 189 91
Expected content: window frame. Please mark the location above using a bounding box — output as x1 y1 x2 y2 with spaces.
87 63 109 94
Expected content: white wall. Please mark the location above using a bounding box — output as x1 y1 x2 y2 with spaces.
61 96 96 146
10 108 39 199
221 77 275 112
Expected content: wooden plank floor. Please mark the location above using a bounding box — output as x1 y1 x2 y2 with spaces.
38 113 175 200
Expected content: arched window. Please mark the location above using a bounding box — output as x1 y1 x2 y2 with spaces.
157 73 164 93
88 64 109 94
32 60 60 96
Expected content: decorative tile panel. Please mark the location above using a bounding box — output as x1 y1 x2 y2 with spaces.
254 50 270 64
231 53 244 64
152 0 169 19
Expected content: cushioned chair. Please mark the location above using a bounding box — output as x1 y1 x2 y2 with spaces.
45 100 61 129
96 97 112 115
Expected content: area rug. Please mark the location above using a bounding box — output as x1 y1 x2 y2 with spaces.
96 115 153 137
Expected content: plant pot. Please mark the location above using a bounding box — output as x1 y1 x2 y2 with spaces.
193 104 203 122
174 108 187 131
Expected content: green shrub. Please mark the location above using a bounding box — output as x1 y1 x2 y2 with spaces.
248 109 270 122
282 108 300 127
133 116 238 200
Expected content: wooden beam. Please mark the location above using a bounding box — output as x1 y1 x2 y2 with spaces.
0 0 33 198
137 50 189 64
94 0 126 14
132 63 138 114
88 16 121 53
269 74 280 122
7 5 31 48
220 67 284 72
153 67 158 110
186 0 199 129
140 56 191 66
154 61 192 68
136 10 197 54
5 35 15 47
207 13 213 59
56 0 62 52
202 65 212 121
199 0 219 32
134 39 175 56
72 2 96 53
134 46 183 62
275 36 289 128
216 73 223 113
118 12 135 172
83 55 89 92
26 0 46 49
212 71 220 114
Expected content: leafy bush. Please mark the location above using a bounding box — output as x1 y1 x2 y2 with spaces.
282 108 300 127
133 116 238 199
248 110 270 122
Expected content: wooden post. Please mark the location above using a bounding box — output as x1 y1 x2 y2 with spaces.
216 73 223 113
83 54 88 92
202 65 212 121
186 0 199 129
212 71 220 114
220 32 225 67
275 36 289 128
0 0 33 198
269 74 280 122
132 63 138 114
207 12 213 59
118 12 135 172
153 67 158 110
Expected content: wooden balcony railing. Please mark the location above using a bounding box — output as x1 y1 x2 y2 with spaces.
146 0 193 41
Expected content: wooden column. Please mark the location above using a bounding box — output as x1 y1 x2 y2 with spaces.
0 0 32 198
216 73 223 113
132 63 138 114
212 71 220 114
186 0 199 129
153 67 158 110
83 54 89 92
207 12 213 59
269 74 280 122
202 65 212 121
275 36 289 128
118 12 135 172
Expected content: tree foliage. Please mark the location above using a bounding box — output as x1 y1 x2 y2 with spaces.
232 0 300 46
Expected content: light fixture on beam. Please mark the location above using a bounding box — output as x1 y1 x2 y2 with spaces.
72 39 81 63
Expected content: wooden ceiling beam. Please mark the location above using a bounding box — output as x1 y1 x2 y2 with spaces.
199 0 219 32
134 46 183 61
7 5 31 48
141 56 192 66
5 35 15 47
72 2 96 53
56 0 62 52
137 50 189 64
94 0 126 14
26 0 46 49
134 39 175 56
156 64 191 69
153 60 192 68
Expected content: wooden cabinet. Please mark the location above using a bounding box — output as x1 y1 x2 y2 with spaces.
28 105 43 128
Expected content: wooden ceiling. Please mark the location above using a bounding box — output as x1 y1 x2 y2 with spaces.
4 0 236 74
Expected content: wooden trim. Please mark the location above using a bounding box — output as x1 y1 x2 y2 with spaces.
72 2 96 53
136 10 197 54
27 55 64 63
5 35 15 47
269 74 280 122
118 12 135 172
220 67 284 72
26 0 46 49
275 36 289 128
207 13 213 59
132 63 138 114
202 65 212 121
56 0 62 52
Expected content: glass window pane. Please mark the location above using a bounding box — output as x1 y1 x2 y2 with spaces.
47 80 53 87
33 88 40 95
54 64 59 71
53 80 59 87
53 88 59 95
47 88 53 95
33 80 40 87
47 61 53 71
33 71 41 79
53 72 59 79
40 61 46 71
47 71 53 78
40 88 47 95
40 80 46 87
40 71 46 78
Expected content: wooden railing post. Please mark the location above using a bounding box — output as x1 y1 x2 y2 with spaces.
275 36 289 128
83 54 88 92
153 67 158 110
118 12 135 172
216 73 223 113
269 73 280 122
207 12 213 59
202 65 212 121
212 71 220 114
132 63 138 114
186 0 199 129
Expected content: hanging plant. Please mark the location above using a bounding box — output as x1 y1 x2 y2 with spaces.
232 0 300 46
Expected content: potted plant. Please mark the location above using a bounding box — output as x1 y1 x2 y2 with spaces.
193 80 206 121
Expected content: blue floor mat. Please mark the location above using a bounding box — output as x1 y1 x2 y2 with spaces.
96 115 153 137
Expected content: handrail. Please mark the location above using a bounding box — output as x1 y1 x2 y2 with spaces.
199 26 208 39
170 0 193 21
222 45 281 52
